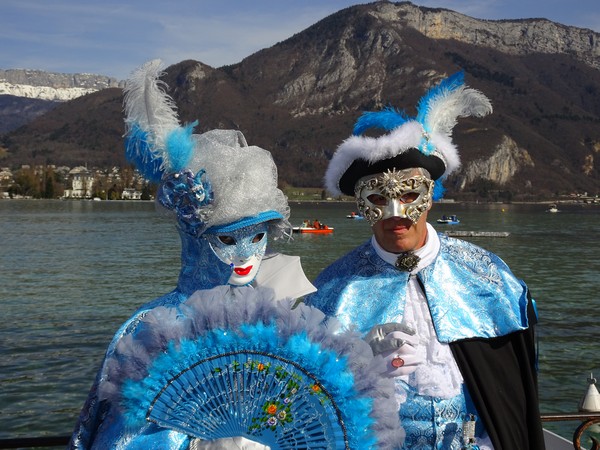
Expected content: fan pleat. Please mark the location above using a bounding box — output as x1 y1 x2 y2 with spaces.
147 352 347 448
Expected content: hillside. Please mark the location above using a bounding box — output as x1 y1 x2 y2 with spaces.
1 1 599 200
0 68 123 133
0 95 58 133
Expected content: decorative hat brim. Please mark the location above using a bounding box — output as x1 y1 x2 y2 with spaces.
338 148 446 196
205 210 284 234
324 121 460 197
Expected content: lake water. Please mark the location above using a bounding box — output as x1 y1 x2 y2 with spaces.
1 199 598 444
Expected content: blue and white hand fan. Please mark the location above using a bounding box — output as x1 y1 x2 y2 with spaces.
145 350 347 448
111 286 403 449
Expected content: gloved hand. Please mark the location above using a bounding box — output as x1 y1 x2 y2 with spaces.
189 436 271 450
366 323 421 378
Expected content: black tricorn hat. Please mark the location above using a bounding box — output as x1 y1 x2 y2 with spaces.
337 148 446 196
324 72 493 198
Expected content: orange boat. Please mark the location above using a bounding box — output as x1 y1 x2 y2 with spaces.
292 226 334 234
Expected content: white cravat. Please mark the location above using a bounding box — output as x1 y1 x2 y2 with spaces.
372 223 463 399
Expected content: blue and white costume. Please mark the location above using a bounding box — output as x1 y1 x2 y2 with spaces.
68 60 314 449
305 223 530 449
305 72 545 450
69 60 403 450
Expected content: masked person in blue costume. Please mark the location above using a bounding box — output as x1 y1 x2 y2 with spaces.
70 60 404 450
68 60 318 450
304 72 546 450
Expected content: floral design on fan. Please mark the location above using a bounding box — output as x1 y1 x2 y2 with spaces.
245 359 334 433
257 399 292 429
207 358 305 432
248 362 299 432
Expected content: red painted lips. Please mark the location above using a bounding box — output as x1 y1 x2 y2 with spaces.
234 266 252 276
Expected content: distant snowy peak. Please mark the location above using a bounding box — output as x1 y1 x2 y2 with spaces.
0 81 99 101
0 68 123 102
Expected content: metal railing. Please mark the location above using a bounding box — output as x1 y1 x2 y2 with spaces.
0 435 69 449
541 412 600 450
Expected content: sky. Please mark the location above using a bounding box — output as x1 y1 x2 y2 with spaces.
2 0 599 81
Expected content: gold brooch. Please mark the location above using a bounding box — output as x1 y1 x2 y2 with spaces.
395 252 420 272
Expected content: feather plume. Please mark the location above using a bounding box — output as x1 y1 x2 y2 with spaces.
124 124 164 183
123 59 195 179
353 106 409 136
416 71 492 137
165 121 197 172
123 59 180 145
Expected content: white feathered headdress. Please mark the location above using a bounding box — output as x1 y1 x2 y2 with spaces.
122 60 290 237
325 72 492 198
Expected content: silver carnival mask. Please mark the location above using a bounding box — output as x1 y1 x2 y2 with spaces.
355 168 434 225
204 222 269 286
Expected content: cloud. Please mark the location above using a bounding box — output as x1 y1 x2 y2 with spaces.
1 0 598 79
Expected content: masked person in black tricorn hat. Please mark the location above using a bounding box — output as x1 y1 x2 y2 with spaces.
304 72 546 450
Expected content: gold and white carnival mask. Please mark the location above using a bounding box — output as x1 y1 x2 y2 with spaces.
355 168 434 225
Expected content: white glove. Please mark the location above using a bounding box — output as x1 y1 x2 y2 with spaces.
366 323 421 378
189 436 271 450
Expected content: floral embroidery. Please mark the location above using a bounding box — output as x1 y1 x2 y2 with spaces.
244 360 330 434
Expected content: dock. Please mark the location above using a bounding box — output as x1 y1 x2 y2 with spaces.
445 231 510 238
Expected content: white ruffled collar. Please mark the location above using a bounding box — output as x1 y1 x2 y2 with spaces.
371 222 440 274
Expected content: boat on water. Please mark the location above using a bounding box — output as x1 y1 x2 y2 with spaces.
547 204 560 213
437 214 460 224
292 226 334 234
346 212 364 219
295 219 334 234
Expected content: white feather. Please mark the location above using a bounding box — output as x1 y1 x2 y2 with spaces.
123 59 181 158
424 86 492 137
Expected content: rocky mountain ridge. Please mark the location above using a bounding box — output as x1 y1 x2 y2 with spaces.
0 68 123 101
1 1 599 200
390 2 599 69
0 69 124 133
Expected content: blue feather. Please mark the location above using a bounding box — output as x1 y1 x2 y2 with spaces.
353 106 409 136
240 321 278 350
433 177 447 200
124 123 164 183
121 380 150 427
166 120 198 172
416 71 464 127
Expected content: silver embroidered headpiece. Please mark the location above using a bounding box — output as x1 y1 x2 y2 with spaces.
122 60 291 239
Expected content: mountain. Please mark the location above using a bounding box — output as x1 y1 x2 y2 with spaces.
0 69 123 133
0 68 122 101
0 95 58 133
1 1 599 200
